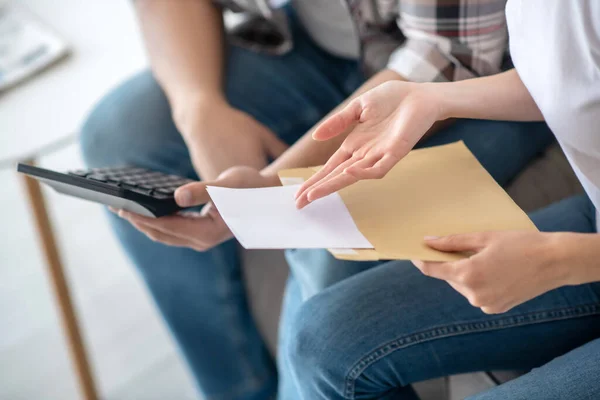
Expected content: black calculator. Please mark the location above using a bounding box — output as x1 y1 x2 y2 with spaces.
17 164 196 217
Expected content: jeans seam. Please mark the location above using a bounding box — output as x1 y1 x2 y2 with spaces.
343 304 600 399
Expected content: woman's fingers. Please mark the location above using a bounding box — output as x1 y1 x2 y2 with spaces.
312 100 363 141
303 155 379 202
295 148 352 206
425 233 488 253
298 152 393 206
345 153 398 180
342 155 379 173
411 260 458 281
306 173 358 203
297 154 365 207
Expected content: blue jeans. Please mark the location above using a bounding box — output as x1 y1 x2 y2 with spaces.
282 195 600 400
80 15 553 400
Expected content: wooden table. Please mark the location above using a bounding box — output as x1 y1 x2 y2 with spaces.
0 1 148 398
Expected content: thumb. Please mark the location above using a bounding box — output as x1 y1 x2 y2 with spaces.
175 181 210 207
176 166 260 206
312 100 362 141
262 131 289 159
424 233 486 253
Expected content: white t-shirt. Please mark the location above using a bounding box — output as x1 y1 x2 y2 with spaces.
506 0 600 230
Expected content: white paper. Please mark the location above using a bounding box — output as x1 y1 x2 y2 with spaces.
206 184 373 250
0 5 69 91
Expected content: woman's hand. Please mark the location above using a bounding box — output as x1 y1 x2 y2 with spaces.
114 166 280 252
412 231 568 314
295 81 442 208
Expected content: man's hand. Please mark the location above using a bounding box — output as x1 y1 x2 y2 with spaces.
114 166 281 252
178 98 289 180
412 231 567 314
294 81 442 208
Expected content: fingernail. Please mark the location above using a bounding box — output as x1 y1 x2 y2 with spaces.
424 236 440 241
118 210 127 218
176 189 192 207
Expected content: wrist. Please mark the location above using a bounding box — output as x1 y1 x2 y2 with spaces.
551 232 600 286
171 92 229 138
421 82 450 121
545 232 579 286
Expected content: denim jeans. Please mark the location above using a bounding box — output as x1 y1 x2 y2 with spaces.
80 14 553 400
282 195 600 400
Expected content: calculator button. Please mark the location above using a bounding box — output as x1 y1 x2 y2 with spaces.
156 187 175 194
120 179 138 186
69 170 89 177
124 167 145 174
152 192 171 199
128 187 153 196
88 174 108 182
126 176 144 184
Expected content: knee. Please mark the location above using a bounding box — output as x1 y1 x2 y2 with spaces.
80 70 175 168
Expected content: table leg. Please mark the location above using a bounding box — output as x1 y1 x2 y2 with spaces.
20 161 99 400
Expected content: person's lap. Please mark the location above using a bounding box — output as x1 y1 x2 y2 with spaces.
80 19 364 400
283 195 600 400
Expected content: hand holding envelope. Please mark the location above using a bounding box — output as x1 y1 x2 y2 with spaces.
208 142 536 261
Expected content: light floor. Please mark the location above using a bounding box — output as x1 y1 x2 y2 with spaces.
0 144 198 400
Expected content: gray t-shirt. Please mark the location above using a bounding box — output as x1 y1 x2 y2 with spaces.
292 0 360 59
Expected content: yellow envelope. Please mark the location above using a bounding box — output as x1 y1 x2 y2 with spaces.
278 141 536 262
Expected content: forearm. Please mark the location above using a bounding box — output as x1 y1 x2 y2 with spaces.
552 233 600 286
262 68 455 176
263 69 411 175
434 69 544 122
134 0 225 130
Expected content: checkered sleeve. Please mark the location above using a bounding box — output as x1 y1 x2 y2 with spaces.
388 0 509 82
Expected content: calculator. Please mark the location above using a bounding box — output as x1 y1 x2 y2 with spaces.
17 164 196 217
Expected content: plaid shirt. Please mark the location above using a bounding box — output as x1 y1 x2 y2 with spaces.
215 0 509 81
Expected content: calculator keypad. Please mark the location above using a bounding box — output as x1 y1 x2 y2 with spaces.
68 166 194 198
